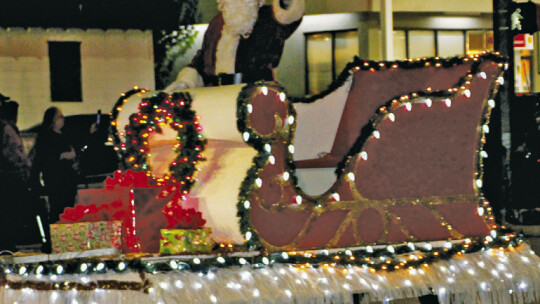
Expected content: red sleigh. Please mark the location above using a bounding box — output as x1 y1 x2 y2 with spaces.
237 53 505 251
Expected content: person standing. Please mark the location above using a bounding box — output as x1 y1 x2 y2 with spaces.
30 107 79 224
0 100 32 250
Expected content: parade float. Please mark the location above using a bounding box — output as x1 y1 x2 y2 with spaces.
2 52 540 304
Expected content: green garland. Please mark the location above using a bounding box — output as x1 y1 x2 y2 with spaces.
0 233 524 284
119 91 206 193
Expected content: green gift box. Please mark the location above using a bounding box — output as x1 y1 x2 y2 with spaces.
159 228 213 255
50 221 122 253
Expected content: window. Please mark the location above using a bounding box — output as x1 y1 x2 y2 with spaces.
305 30 359 95
408 30 436 58
391 30 493 60
438 31 466 58
48 41 82 102
467 31 494 55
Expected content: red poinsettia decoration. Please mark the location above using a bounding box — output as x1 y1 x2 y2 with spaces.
105 169 152 188
162 200 206 229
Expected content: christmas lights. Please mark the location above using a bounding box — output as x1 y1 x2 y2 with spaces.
111 90 207 195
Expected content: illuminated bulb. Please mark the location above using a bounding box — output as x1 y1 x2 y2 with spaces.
261 86 268 95
80 263 88 272
331 193 340 201
486 236 493 242
463 89 471 98
480 151 488 158
210 295 217 303
243 132 250 142
245 231 252 241
217 257 226 264
160 282 170 290
56 265 64 274
244 201 251 209
283 172 290 181
475 179 483 188
239 258 247 265
253 289 261 297
405 102 412 111
268 155 275 165
439 287 446 295
288 145 295 154
373 130 380 139
444 242 452 249
490 230 497 238
387 246 395 253
96 263 105 271
497 76 504 85
388 113 396 122
477 207 485 216
407 243 415 250
519 282 527 290
444 99 452 107
488 99 496 108
478 72 487 79
347 172 355 181
288 115 295 125
483 125 490 133
424 98 432 107
255 178 262 188
247 104 253 113
193 258 201 264
404 280 412 287
19 266 27 275
366 246 373 253
170 260 178 269
36 265 44 275
262 257 270 265
295 195 303 205
279 92 286 102
285 290 293 298
117 262 126 271
50 292 59 302
360 151 368 161
264 144 272 153
481 282 487 290
282 252 289 260
425 243 432 251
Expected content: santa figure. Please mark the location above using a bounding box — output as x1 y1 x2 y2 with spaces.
165 0 304 90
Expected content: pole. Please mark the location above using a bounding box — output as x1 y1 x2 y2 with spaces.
489 0 513 220
380 0 393 60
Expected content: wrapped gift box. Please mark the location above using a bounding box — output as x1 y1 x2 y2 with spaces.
159 228 213 255
50 221 122 253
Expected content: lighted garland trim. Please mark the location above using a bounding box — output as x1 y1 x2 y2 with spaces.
0 233 524 289
117 91 206 193
109 87 148 168
291 53 504 104
236 81 300 249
